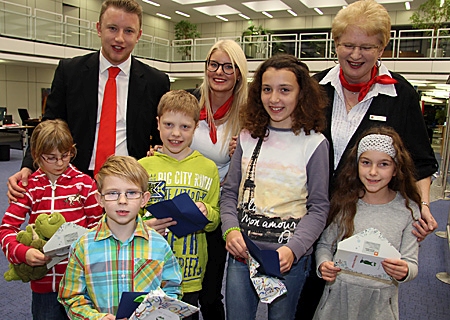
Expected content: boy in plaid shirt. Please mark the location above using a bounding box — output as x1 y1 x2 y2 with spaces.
58 156 182 319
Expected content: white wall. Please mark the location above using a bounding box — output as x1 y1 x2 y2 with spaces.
0 64 56 123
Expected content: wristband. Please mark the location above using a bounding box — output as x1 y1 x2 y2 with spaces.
421 201 429 208
223 227 240 241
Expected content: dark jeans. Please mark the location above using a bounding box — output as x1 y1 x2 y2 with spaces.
199 226 227 320
32 292 68 320
295 253 325 320
182 291 200 320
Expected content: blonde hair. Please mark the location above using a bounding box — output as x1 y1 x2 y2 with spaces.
30 119 76 168
198 40 248 148
157 90 201 122
332 0 391 48
95 155 149 192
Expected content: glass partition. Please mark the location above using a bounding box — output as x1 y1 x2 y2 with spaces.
299 33 329 59
0 1 32 39
34 9 63 44
64 16 90 48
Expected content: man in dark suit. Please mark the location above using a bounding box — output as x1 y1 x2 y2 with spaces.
7 0 169 201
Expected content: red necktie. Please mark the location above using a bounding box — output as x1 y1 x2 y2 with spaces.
94 67 120 176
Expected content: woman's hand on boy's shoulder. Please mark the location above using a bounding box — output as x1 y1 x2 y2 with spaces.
7 167 32 202
146 145 163 157
102 314 117 320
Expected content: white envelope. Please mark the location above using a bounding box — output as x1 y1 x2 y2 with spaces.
333 228 401 280
43 222 88 268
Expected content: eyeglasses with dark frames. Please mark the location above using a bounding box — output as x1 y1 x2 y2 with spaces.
41 152 72 164
101 191 143 201
206 60 237 75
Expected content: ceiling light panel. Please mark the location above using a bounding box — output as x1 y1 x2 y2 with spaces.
242 1 291 12
156 13 171 19
193 5 240 16
175 10 190 17
172 0 215 4
299 0 348 9
142 0 160 6
216 15 229 21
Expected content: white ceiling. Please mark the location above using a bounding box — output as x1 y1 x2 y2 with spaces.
139 0 427 23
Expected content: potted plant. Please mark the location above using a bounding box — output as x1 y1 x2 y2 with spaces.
410 0 450 57
174 20 200 60
242 24 270 58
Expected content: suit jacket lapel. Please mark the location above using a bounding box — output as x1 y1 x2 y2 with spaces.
82 52 100 139
127 57 146 139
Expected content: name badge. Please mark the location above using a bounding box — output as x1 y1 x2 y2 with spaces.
369 115 387 122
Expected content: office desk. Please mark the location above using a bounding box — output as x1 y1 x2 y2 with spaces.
0 125 34 156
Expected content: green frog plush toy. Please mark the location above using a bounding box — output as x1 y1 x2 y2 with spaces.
4 212 66 282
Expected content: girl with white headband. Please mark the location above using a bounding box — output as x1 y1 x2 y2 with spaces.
313 126 421 320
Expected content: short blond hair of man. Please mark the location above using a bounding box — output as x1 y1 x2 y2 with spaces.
99 0 143 29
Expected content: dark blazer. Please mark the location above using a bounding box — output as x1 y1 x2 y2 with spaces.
314 68 438 187
23 51 169 173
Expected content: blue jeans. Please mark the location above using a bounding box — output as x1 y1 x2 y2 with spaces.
32 292 68 320
225 255 311 320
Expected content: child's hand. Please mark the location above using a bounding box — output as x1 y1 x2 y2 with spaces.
318 261 341 282
102 314 116 320
195 202 208 217
276 246 295 273
382 258 409 281
145 217 176 236
225 230 248 260
25 248 50 266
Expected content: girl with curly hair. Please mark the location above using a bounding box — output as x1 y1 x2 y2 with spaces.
220 54 330 319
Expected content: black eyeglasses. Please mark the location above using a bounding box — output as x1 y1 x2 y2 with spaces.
206 60 237 75
101 191 143 201
41 152 72 164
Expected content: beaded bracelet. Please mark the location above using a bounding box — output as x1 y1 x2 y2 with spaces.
223 227 240 241
421 201 429 208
